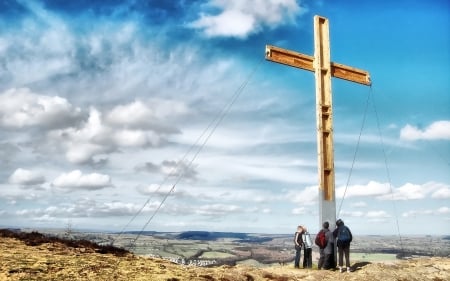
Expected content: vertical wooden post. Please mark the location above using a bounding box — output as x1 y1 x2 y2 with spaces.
314 16 336 229
265 15 370 239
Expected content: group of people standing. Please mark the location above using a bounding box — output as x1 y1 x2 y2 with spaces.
294 219 352 273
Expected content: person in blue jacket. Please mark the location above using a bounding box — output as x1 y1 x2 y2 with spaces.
333 218 353 273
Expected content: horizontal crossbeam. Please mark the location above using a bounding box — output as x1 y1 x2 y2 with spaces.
265 45 371 86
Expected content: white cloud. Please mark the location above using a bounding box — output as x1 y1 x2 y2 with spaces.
195 204 241 216
400 120 450 141
160 160 198 180
8 168 45 186
287 185 318 205
437 207 450 214
51 170 112 190
341 211 365 217
51 108 114 164
402 206 450 217
336 181 450 201
339 210 389 220
377 183 424 201
366 210 390 218
0 88 82 129
50 107 175 164
351 201 367 208
292 207 307 215
377 182 446 201
431 187 450 199
13 199 159 219
105 99 187 133
113 129 153 147
190 0 304 38
336 181 391 198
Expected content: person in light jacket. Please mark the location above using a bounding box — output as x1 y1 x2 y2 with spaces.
302 226 313 268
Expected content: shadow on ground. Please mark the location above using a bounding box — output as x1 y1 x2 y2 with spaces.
352 261 372 272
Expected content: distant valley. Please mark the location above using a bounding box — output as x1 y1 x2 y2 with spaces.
16 228 450 267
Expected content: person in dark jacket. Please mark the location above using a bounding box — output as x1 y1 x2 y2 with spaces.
333 218 353 272
294 225 304 268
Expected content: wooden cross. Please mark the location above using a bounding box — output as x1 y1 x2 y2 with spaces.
265 15 371 228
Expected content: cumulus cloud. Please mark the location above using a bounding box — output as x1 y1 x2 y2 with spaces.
15 199 158 219
136 184 179 198
161 160 198 180
287 185 318 205
50 106 178 164
105 99 187 133
400 120 450 141
340 210 390 220
135 159 199 181
339 210 365 217
335 181 450 201
377 182 446 201
351 201 367 208
402 206 450 217
366 210 390 218
195 203 241 216
292 206 307 215
0 88 82 129
336 181 391 198
8 168 45 186
376 183 424 201
431 187 450 199
51 170 112 190
189 0 305 38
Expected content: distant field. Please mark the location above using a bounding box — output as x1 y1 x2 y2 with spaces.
26 229 449 266
352 252 397 261
199 251 236 259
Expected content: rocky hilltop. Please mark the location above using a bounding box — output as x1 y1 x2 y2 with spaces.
1 229 449 281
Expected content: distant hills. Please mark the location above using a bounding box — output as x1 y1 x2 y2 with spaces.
122 230 276 243
176 231 273 243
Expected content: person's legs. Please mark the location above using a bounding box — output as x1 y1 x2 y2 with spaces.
305 248 312 268
338 247 344 267
294 248 301 268
338 246 344 272
302 248 307 268
344 245 351 269
323 254 330 269
318 249 324 269
331 246 336 269
323 253 333 270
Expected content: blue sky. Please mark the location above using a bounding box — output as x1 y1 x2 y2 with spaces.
0 0 449 236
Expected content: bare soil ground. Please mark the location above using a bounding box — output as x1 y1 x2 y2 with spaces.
1 229 449 281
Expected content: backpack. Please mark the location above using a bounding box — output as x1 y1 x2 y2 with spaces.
315 230 327 249
338 226 351 244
